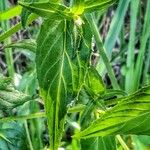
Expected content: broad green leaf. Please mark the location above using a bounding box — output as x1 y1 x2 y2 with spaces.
84 0 117 13
19 1 72 20
0 5 22 21
36 19 75 150
74 86 150 139
70 0 117 15
70 0 84 15
5 39 36 53
36 15 93 149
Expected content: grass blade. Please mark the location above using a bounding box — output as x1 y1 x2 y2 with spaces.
125 0 140 93
104 0 130 57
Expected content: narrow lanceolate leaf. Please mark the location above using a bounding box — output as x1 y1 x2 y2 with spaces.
19 1 72 20
84 0 117 13
74 86 150 139
36 19 75 150
0 14 38 42
104 0 130 56
0 5 22 21
5 39 37 53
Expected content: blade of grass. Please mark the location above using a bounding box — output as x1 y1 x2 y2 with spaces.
85 13 130 150
94 0 130 78
143 38 150 85
104 0 130 57
125 0 140 93
0 14 38 42
24 120 34 150
134 0 150 90
86 14 120 90
0 0 14 79
0 5 22 21
116 135 130 150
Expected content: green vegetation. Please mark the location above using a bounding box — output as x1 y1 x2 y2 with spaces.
0 0 150 150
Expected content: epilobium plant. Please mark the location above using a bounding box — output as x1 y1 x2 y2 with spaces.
18 0 150 150
0 0 150 150
18 0 119 149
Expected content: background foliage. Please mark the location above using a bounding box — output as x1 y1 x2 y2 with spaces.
0 0 150 150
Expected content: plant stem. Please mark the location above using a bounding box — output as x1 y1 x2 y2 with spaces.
116 135 130 150
86 14 130 150
24 120 34 150
0 0 14 80
85 14 120 90
0 112 45 123
143 38 150 85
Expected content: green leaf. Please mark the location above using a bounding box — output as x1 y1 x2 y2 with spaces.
36 13 94 150
19 1 72 20
0 122 29 150
104 0 130 56
98 136 116 150
84 0 117 13
0 75 31 111
17 70 37 95
5 39 36 53
81 136 116 150
85 67 105 98
0 133 11 143
0 75 11 90
0 14 38 42
36 19 75 150
0 5 22 21
20 0 40 27
74 85 150 139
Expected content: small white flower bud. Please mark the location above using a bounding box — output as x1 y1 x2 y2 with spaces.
74 16 83 27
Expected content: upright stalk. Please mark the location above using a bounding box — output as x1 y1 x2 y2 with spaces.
86 13 130 150
134 0 150 90
24 121 34 150
86 14 120 90
143 38 150 85
0 0 14 80
125 0 140 93
116 135 130 150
